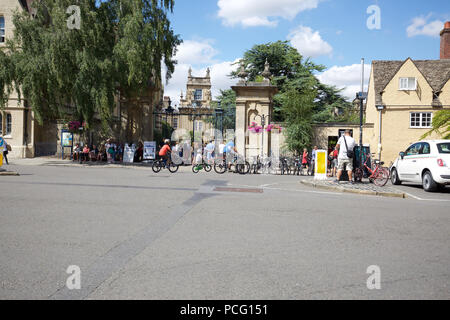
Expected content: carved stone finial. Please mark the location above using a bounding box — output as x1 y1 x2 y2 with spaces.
237 61 248 83
261 59 271 80
188 67 192 77
180 90 184 99
206 67 210 78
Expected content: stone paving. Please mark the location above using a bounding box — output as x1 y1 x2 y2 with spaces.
300 178 406 198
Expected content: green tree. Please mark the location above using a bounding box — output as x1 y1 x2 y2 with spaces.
232 41 353 123
210 89 236 131
281 83 317 155
0 0 181 130
421 110 450 140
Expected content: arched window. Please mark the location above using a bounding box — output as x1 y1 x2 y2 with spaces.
0 16 5 43
6 113 12 135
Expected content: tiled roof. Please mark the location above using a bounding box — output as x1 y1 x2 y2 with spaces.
371 58 450 105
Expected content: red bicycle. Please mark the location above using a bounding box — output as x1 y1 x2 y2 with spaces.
354 152 390 187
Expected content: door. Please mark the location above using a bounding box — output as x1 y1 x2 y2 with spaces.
397 143 421 181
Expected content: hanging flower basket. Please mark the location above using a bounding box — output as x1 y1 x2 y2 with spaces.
248 122 263 134
265 124 282 133
68 121 85 133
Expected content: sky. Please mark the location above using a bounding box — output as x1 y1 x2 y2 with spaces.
163 0 450 105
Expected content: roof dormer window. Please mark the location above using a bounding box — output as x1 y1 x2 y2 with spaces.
399 77 417 91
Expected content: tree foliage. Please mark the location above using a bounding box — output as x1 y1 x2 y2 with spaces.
0 0 181 130
232 41 354 124
421 110 450 140
232 41 354 152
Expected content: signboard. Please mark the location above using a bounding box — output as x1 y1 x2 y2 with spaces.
123 144 135 164
314 150 328 181
62 131 73 147
143 141 156 160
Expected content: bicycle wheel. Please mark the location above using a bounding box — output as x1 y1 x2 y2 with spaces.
373 167 389 187
204 164 212 172
354 168 364 182
152 161 162 173
168 163 179 173
214 162 227 174
237 161 250 175
192 165 200 173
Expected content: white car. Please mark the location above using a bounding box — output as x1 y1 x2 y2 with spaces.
390 140 450 192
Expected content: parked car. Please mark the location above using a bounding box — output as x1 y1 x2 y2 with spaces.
390 140 450 192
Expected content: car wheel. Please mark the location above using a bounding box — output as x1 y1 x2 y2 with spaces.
391 168 402 185
422 171 438 192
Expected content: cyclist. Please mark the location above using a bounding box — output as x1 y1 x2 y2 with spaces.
223 139 237 171
159 139 171 167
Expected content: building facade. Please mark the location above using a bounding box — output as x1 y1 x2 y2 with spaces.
1 0 162 158
177 68 214 137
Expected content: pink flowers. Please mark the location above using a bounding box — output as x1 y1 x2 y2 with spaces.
248 122 263 133
248 122 282 133
265 124 282 132
68 121 85 133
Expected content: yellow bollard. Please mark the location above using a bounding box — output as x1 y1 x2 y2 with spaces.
314 150 328 180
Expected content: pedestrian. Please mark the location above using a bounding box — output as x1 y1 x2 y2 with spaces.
330 146 339 177
335 130 356 183
302 148 309 175
309 146 318 176
0 135 8 165
205 140 215 164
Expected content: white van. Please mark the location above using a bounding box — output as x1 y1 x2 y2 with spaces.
390 140 450 192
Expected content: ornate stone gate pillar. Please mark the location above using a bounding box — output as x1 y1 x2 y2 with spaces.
231 62 278 160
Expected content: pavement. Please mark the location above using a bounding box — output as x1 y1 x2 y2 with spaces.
300 179 407 198
1 158 449 299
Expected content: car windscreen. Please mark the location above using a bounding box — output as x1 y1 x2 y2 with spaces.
437 143 450 154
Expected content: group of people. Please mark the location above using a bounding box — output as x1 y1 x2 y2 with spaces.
299 130 356 181
72 139 145 164
157 139 237 167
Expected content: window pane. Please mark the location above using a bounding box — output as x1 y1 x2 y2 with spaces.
6 113 11 134
194 89 202 101
408 78 416 90
421 143 431 154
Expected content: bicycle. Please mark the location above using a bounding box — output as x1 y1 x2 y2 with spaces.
354 152 389 187
192 162 212 173
152 154 179 173
214 153 250 175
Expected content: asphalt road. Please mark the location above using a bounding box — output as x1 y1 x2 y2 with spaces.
1 163 449 299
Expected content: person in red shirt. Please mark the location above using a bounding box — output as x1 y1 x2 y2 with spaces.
159 139 171 166
330 146 339 177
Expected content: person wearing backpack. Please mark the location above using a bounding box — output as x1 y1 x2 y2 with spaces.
335 130 356 183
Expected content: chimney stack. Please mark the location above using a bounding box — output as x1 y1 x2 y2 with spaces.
441 21 450 59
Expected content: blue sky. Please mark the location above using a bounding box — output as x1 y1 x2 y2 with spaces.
164 0 450 103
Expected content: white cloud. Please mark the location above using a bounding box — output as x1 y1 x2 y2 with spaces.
175 39 218 65
288 25 333 58
317 64 371 101
163 40 239 106
217 0 320 27
407 16 443 38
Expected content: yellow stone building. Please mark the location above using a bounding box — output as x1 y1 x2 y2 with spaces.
312 22 450 165
365 55 450 164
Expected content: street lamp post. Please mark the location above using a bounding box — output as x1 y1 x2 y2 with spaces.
253 114 270 159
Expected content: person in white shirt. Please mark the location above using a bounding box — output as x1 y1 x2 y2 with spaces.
205 140 215 163
335 130 356 183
